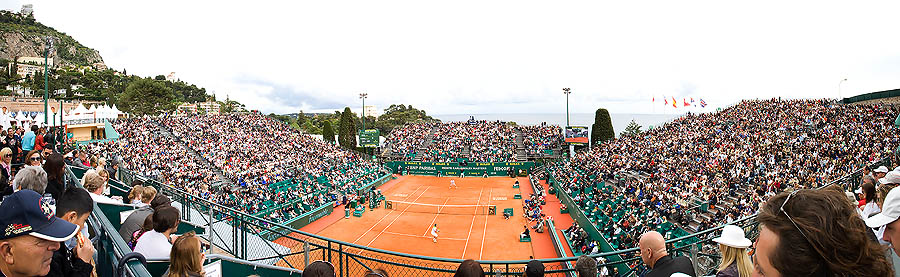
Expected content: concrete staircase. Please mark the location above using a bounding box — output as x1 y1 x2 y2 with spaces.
685 184 750 233
514 129 527 162
151 120 235 189
413 126 439 161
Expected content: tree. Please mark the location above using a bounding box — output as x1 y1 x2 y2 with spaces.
118 78 176 116
297 110 307 126
154 75 166 81
322 121 335 143
591 108 614 145
337 107 357 149
621 120 642 137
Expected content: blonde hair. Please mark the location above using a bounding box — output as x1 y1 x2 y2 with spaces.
718 244 752 277
128 185 144 203
82 171 106 193
0 148 11 162
141 186 157 203
878 183 899 208
97 157 107 169
168 232 205 277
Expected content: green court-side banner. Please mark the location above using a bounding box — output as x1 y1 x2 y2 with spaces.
384 161 534 177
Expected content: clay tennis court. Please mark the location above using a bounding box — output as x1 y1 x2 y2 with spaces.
321 175 532 260
273 175 559 275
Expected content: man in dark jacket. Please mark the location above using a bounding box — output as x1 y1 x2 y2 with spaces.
47 187 95 277
639 231 696 277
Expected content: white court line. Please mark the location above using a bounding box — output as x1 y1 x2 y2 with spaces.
364 187 431 248
383 231 468 241
479 188 492 259
460 187 484 259
350 186 424 245
423 197 451 237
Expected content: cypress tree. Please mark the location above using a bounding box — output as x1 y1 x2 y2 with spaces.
338 107 357 149
591 108 615 145
322 121 335 143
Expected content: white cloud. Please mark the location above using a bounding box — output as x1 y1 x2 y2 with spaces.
4 0 899 115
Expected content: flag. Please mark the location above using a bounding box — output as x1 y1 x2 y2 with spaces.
700 99 707 107
652 97 655 102
684 98 690 107
664 98 668 105
690 97 695 103
672 97 677 108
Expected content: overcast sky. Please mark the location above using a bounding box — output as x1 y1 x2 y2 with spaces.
3 1 900 115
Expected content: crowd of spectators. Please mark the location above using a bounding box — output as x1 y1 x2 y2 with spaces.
84 113 387 224
384 122 437 157
519 124 563 157
384 121 562 162
550 99 900 254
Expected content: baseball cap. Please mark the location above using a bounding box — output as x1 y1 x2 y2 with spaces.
866 187 900 228
0 190 78 241
880 171 900 185
875 166 890 173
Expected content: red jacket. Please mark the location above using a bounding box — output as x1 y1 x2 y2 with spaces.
34 135 45 151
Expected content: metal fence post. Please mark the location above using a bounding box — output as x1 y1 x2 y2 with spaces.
304 241 310 267
690 242 700 275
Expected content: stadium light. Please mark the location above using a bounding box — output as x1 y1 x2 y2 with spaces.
562 88 572 126
838 78 848 100
359 92 368 131
44 36 54 126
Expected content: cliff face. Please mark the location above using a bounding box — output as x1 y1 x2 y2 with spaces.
0 10 106 68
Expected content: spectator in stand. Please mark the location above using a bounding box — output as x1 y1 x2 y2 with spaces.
83 171 120 205
25 149 42 167
454 259 485 277
13 166 47 195
525 260 544 277
867 187 900 256
133 206 181 259
0 147 11 193
163 231 205 277
757 189 892 276
43 153 66 201
302 260 335 277
21 125 36 153
34 128 45 152
575 255 597 277
711 225 751 277
127 184 145 205
2 128 20 165
858 181 881 219
119 193 168 242
638 231 695 277
47 187 95 277
0 190 79 277
874 166 889 182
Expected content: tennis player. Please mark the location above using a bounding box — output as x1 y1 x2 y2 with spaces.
450 179 458 189
431 224 439 243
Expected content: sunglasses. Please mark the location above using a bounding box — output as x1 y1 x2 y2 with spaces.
780 190 814 248
30 157 41 161
2 154 9 158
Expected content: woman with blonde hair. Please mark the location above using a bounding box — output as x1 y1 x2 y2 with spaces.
712 225 752 277
163 231 205 277
127 185 145 204
0 147 11 192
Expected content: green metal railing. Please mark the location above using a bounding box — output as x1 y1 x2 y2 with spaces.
88 151 893 276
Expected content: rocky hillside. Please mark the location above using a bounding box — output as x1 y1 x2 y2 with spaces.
0 10 105 68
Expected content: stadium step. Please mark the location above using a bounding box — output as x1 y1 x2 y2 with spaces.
150 119 236 188
514 128 527 162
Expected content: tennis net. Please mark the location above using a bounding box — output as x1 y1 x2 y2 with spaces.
386 200 497 215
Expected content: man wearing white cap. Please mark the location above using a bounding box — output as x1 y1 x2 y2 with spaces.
866 186 900 255
874 166 889 182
